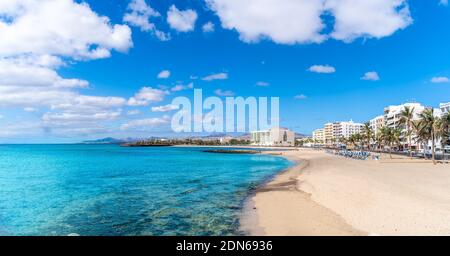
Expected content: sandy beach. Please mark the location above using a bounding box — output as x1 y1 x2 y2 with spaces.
241 148 450 236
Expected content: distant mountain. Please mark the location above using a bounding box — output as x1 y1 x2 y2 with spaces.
295 133 309 139
202 133 228 138
82 137 127 144
188 133 251 140
82 137 168 144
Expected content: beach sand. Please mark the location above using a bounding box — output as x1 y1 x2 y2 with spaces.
241 148 450 236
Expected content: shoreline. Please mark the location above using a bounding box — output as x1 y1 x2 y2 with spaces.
240 148 450 236
240 149 365 236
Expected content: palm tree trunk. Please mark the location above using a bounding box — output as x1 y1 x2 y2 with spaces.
432 133 436 165
408 134 412 159
389 146 392 159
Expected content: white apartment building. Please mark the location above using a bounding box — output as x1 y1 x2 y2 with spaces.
383 103 426 129
323 121 364 146
324 123 334 145
383 103 426 150
312 128 325 144
251 127 295 147
370 115 385 136
440 102 450 114
340 120 364 138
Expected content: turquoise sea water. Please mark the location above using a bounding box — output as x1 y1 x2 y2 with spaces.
0 145 292 236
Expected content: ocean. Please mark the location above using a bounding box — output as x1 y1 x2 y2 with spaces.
0 144 292 236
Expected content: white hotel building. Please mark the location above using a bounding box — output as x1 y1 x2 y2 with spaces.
251 127 295 147
313 102 449 151
322 120 364 146
440 102 450 114
383 103 426 130
382 103 426 150
312 128 325 145
369 115 385 137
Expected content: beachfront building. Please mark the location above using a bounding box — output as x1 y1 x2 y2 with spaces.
340 120 364 138
312 128 325 145
370 115 385 136
440 102 450 114
383 103 426 129
219 136 234 144
251 127 295 147
323 121 364 146
383 103 426 150
324 123 335 145
440 103 450 152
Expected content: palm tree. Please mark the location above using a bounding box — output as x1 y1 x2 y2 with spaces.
399 106 415 159
337 136 347 148
379 127 391 158
411 120 429 159
417 108 440 165
355 133 363 150
347 133 361 150
392 128 402 151
347 135 355 149
379 126 401 159
438 112 450 159
362 122 374 151
330 137 337 148
375 129 383 151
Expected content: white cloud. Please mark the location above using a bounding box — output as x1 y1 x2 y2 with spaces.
167 5 198 32
0 89 125 138
361 71 380 81
123 0 170 41
151 104 180 112
326 0 412 42
207 0 325 44
157 70 171 79
202 72 228 81
0 57 88 89
43 111 121 123
0 0 137 138
431 76 450 83
171 82 194 92
207 0 412 44
51 95 126 111
0 79 122 110
307 65 336 74
440 0 448 6
24 107 37 112
294 94 308 100
50 126 109 136
255 81 270 87
120 116 170 130
42 95 126 131
127 110 141 116
128 87 169 106
0 0 132 60
202 22 215 33
0 86 75 107
0 122 43 137
214 89 235 97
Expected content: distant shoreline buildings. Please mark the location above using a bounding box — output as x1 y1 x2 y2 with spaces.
313 120 364 146
250 127 295 147
312 101 450 151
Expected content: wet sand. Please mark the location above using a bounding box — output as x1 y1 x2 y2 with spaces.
241 148 450 236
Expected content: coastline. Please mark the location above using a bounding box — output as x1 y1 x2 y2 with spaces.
240 149 365 236
240 148 450 236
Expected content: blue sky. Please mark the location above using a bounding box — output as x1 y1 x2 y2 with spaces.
0 0 449 143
